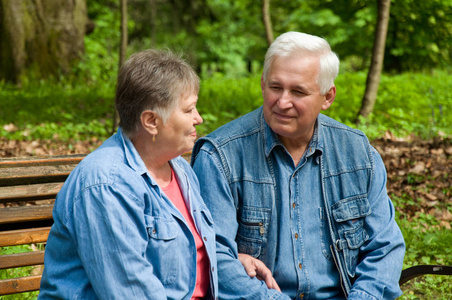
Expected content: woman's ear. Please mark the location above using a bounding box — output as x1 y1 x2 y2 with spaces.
140 110 158 135
321 86 336 111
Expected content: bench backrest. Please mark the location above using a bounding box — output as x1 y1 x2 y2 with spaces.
0 155 85 295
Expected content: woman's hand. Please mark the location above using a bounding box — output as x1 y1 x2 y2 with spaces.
238 253 281 292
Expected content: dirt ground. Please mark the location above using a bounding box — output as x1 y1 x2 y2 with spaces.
1 133 451 225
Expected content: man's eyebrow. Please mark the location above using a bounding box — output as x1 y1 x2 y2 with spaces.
268 80 280 85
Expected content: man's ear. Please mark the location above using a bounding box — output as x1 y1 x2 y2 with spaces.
261 76 266 97
321 86 336 111
140 110 158 135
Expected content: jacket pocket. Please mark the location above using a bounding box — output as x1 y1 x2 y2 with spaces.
331 195 370 278
145 216 179 285
236 206 271 258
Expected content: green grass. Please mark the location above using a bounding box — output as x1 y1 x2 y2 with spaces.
0 245 41 300
396 215 452 299
393 188 452 299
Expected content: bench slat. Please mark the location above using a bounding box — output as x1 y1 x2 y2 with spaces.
0 205 53 225
0 155 84 168
0 155 84 188
0 251 45 269
0 227 50 247
0 182 62 204
0 275 41 295
0 168 73 187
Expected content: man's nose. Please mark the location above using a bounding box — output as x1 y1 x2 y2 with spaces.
277 90 293 109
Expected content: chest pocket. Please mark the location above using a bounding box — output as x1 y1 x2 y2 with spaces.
331 195 370 278
236 206 271 258
145 216 179 285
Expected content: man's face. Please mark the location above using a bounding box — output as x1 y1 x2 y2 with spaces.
262 54 335 144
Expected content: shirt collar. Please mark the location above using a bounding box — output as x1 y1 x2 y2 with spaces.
262 112 283 158
117 127 185 187
262 112 324 161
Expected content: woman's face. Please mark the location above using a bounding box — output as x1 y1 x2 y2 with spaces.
157 93 203 156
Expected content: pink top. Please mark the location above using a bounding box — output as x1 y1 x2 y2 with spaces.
162 168 210 299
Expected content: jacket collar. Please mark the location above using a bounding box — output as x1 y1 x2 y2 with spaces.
116 127 148 176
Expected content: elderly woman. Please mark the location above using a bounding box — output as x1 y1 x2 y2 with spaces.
38 50 218 299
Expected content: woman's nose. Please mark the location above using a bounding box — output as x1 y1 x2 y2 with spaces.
194 108 203 124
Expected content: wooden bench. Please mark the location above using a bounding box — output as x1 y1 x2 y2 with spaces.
0 154 86 295
0 154 450 296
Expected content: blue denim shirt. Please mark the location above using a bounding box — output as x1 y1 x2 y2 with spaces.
191 107 405 300
39 128 218 300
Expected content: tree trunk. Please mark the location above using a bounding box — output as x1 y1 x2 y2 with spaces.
262 0 273 46
0 0 87 84
119 0 128 69
356 0 391 120
113 0 128 132
150 0 156 47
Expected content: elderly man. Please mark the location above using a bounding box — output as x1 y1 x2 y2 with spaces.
191 32 405 300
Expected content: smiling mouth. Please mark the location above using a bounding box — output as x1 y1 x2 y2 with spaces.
274 111 292 120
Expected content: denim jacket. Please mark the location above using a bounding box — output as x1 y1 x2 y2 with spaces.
191 107 405 300
39 128 218 300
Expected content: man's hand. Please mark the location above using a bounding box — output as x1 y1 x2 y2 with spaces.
238 253 281 292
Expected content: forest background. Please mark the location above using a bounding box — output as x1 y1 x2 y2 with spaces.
0 0 451 299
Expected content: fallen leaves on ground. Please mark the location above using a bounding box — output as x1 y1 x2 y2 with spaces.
372 134 452 228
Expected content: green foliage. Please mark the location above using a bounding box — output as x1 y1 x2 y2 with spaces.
192 0 266 76
196 73 262 136
75 0 120 86
326 70 452 139
393 198 452 299
387 0 452 71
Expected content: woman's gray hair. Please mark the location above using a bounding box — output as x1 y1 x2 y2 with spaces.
263 32 339 95
115 49 199 139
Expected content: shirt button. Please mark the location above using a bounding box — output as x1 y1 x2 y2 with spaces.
299 263 302 269
292 202 296 209
300 293 304 299
204 237 207 241
152 229 156 234
295 233 298 239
